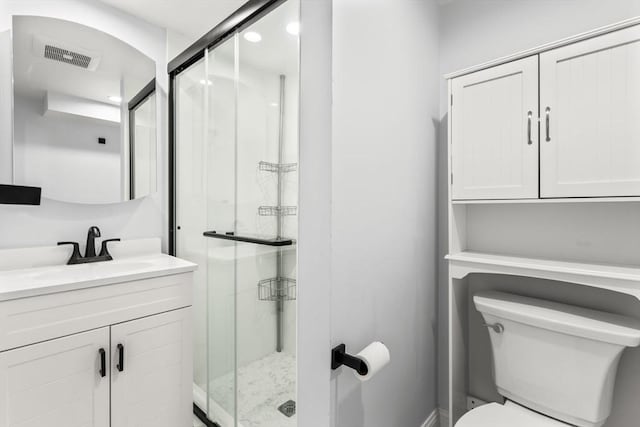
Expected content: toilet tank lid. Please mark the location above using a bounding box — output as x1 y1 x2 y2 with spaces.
474 291 640 347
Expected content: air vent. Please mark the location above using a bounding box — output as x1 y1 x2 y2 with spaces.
44 45 92 69
33 35 101 71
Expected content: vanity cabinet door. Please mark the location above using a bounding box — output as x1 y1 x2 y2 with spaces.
451 56 539 200
110 308 192 427
540 25 640 198
0 328 110 427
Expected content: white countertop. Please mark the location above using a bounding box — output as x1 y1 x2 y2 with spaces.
0 239 197 302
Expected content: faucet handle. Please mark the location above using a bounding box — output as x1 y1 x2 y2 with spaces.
99 238 121 259
57 241 82 265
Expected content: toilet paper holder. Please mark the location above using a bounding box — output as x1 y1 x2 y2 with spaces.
331 343 369 376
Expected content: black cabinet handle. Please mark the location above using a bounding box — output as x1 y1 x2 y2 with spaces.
117 344 124 372
99 348 106 378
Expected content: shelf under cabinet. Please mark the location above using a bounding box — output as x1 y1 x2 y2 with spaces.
446 251 640 300
452 197 640 205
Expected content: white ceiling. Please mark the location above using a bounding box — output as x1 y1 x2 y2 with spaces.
98 0 247 40
99 0 299 76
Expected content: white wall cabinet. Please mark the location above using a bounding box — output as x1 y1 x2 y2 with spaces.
540 25 640 198
452 24 640 200
452 56 539 200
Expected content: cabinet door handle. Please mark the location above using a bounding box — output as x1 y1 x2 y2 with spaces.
116 343 124 372
99 348 106 378
527 111 533 145
545 107 551 142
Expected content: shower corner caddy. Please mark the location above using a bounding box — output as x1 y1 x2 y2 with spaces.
257 157 298 304
259 161 298 174
258 205 297 216
258 277 297 301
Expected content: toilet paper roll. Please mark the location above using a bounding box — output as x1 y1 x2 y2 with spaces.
354 341 390 381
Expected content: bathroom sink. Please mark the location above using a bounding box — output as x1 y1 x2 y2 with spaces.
0 239 197 302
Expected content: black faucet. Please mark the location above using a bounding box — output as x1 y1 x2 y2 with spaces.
58 226 120 265
85 226 101 258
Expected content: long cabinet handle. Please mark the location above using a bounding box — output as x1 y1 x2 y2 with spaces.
527 111 533 145
99 348 106 378
116 343 124 372
545 107 551 142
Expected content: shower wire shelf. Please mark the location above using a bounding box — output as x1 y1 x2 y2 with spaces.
258 277 297 301
258 206 297 216
259 161 298 173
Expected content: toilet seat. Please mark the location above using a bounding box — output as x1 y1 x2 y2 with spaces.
455 401 572 427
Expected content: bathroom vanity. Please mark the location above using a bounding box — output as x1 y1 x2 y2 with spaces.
0 238 196 427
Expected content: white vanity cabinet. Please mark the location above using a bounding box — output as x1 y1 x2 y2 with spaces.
540 25 640 198
451 24 640 200
0 250 196 427
451 56 539 200
111 309 192 427
0 327 111 427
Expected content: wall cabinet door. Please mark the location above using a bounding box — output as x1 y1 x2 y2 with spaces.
540 25 640 198
0 328 110 427
452 56 539 200
110 308 192 427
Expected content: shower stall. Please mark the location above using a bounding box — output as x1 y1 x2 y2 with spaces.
168 1 299 426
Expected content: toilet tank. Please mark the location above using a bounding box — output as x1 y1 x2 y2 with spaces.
474 291 640 427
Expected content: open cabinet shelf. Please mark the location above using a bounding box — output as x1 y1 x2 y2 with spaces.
452 197 640 205
447 251 640 300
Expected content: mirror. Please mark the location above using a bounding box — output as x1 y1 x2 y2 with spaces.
11 16 157 204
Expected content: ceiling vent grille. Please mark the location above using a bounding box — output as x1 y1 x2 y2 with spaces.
44 45 92 69
33 36 101 71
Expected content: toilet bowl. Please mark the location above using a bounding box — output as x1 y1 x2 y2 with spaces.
455 291 640 427
456 401 571 427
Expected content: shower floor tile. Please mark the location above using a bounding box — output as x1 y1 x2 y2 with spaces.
209 351 296 427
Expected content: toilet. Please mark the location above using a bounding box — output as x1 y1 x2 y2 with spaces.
457 291 640 427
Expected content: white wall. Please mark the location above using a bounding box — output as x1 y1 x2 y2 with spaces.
437 0 640 411
330 1 440 426
0 0 168 251
297 1 333 425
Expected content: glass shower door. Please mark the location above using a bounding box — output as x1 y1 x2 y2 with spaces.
204 36 238 426
173 1 299 426
233 2 299 425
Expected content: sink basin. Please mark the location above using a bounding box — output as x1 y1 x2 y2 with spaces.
0 253 197 302
27 261 157 282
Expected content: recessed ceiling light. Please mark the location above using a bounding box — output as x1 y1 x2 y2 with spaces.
270 102 279 107
199 79 213 86
286 22 300 36
244 31 262 43
108 96 122 103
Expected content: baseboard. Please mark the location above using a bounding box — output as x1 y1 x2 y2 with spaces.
421 408 440 427
438 408 449 427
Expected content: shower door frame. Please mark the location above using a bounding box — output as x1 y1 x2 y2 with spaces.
167 2 333 427
167 1 293 426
